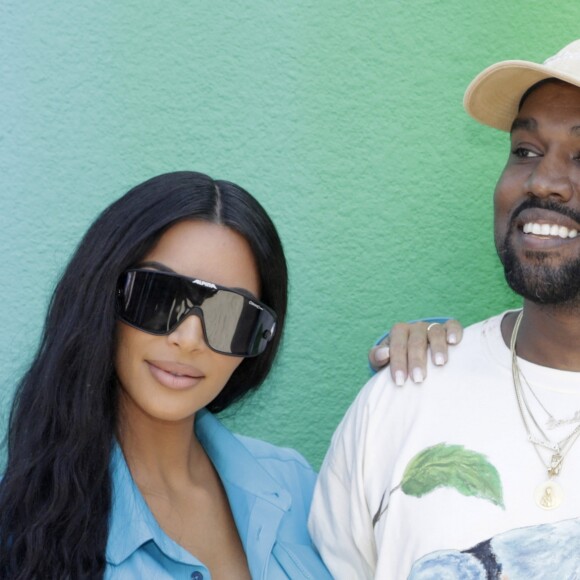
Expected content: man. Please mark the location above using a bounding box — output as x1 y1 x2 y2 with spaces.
308 40 580 579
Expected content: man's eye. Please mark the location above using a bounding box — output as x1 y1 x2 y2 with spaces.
512 147 539 158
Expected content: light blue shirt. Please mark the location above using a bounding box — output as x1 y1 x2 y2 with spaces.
105 409 331 579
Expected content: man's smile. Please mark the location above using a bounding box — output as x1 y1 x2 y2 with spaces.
522 222 578 239
510 207 580 251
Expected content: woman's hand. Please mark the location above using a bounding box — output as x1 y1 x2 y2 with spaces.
368 319 463 385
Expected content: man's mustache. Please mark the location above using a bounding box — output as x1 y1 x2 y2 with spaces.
509 198 580 228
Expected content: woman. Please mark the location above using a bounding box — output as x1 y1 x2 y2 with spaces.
0 170 458 578
0 171 332 578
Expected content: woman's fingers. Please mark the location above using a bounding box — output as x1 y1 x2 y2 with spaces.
387 322 414 386
443 319 463 347
368 319 464 385
368 343 391 371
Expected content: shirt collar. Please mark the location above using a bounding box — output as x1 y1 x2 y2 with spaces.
106 409 291 566
106 444 156 565
195 409 291 510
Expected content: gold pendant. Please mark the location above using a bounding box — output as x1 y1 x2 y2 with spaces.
534 480 563 510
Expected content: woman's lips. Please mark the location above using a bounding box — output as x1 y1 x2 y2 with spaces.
146 361 204 390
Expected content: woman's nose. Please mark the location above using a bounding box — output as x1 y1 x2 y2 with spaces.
168 313 207 352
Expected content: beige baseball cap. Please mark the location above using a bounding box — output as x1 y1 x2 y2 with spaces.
464 39 580 132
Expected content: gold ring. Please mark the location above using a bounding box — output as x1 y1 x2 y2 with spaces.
426 322 441 332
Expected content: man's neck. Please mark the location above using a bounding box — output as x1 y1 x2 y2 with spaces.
501 302 580 371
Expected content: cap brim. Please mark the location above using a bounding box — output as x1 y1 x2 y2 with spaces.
463 60 580 132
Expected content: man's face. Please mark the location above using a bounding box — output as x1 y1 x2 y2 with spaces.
494 81 580 305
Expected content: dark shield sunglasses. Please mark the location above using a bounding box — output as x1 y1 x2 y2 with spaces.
116 269 277 357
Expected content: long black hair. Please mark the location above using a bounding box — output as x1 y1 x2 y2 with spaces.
0 171 288 578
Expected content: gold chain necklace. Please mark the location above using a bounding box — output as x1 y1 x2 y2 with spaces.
518 364 580 430
510 310 580 510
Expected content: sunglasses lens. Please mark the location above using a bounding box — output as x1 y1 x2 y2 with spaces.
119 271 193 333
118 270 276 356
201 291 276 356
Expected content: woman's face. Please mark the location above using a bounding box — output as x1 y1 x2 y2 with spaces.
115 220 260 424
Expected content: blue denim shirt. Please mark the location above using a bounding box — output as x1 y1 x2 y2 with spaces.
105 409 331 579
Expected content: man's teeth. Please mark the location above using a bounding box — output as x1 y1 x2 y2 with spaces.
523 222 578 238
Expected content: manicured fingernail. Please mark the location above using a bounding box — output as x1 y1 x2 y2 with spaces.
375 346 390 362
395 371 405 386
435 353 445 366
448 333 457 344
412 367 424 383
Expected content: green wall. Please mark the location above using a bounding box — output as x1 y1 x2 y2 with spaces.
1 1 579 468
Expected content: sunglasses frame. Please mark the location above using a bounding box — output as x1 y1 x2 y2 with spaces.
116 268 277 357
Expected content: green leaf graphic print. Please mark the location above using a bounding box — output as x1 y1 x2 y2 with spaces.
401 443 504 508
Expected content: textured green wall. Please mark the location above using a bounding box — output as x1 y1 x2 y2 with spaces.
1 1 579 468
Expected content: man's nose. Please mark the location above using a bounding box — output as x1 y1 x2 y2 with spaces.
526 154 574 202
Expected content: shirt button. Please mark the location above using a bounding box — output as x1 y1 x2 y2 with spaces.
191 572 203 580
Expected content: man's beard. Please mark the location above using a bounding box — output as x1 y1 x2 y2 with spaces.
497 204 580 306
499 238 580 304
